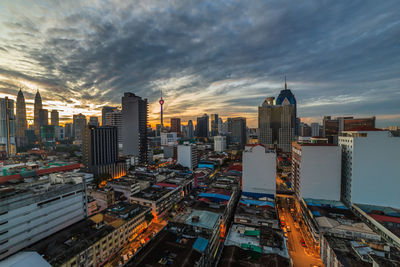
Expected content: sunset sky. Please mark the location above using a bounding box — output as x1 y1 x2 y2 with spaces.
0 0 399 128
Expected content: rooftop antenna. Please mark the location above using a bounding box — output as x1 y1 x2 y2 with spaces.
284 75 287 90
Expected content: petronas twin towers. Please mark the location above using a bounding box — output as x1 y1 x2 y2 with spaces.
15 89 43 144
16 89 27 138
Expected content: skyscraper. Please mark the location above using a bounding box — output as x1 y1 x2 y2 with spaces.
196 114 209 138
34 90 42 136
101 106 118 126
88 116 99 127
64 123 73 140
73 113 87 141
0 97 16 156
187 120 194 139
105 110 122 147
51 110 59 126
311 122 320 137
275 78 298 136
210 114 219 136
229 117 247 148
170 117 181 133
82 125 125 178
122 93 148 164
218 118 223 134
258 97 294 152
16 89 27 138
38 109 49 127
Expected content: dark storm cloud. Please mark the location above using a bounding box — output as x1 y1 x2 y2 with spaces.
0 0 399 125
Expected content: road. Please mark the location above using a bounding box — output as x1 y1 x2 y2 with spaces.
278 196 323 267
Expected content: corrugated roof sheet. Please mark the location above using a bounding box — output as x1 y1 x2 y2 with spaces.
193 237 209 253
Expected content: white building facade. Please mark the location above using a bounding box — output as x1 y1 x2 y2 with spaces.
161 132 178 146
177 144 198 170
339 129 400 208
242 144 276 198
0 182 87 260
214 135 227 152
292 142 341 201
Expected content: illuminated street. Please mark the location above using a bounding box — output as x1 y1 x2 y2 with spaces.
278 195 323 267
106 219 167 267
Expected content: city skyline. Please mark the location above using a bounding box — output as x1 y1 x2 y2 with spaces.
0 1 399 127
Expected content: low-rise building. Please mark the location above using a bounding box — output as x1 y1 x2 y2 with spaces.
28 203 150 267
130 185 183 218
108 177 141 200
87 186 115 211
0 177 87 260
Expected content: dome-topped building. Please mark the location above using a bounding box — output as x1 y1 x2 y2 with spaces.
276 78 298 135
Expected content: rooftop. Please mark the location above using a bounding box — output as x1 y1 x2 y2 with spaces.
356 203 400 238
127 231 202 267
27 203 148 265
131 185 178 201
304 199 378 238
28 219 114 266
218 245 289 267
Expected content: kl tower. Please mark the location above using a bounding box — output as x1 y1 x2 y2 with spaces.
159 90 164 128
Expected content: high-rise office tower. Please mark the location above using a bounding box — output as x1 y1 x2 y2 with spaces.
64 123 73 140
38 109 49 127
170 118 181 133
82 125 125 178
218 118 223 134
275 78 298 136
34 90 42 136
311 122 320 137
51 110 59 126
196 114 209 138
300 122 311 137
0 97 16 156
105 110 122 147
88 116 99 127
210 114 219 136
258 97 294 153
229 117 247 148
73 113 87 141
187 120 194 139
122 93 148 164
101 106 118 126
16 89 27 138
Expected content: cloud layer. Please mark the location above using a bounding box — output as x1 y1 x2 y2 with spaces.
0 0 399 127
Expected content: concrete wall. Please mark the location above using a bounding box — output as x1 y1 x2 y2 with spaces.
177 145 194 170
0 186 86 260
300 146 341 201
345 131 400 208
242 145 276 197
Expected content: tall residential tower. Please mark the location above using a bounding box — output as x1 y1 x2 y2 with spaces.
122 93 148 164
